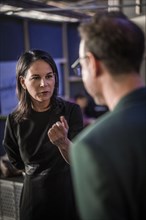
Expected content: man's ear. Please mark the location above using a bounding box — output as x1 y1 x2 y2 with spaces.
19 76 26 89
86 52 100 78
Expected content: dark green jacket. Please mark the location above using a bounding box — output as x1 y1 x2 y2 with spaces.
71 88 146 220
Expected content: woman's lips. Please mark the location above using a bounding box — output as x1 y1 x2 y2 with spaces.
38 91 50 96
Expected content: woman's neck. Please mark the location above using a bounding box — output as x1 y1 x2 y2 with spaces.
31 101 51 112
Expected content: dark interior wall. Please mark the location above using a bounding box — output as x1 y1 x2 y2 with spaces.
28 20 63 57
0 15 25 61
67 23 85 98
0 15 64 60
67 22 80 76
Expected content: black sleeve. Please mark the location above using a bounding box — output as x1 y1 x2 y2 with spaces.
2 115 25 170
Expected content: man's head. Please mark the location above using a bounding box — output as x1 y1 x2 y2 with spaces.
79 10 145 75
76 10 145 106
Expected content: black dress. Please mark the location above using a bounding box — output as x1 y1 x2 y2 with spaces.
3 97 83 220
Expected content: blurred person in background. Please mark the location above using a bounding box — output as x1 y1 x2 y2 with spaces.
70 10 146 220
3 49 83 220
74 93 95 127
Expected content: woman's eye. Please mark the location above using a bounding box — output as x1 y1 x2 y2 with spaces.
46 74 54 79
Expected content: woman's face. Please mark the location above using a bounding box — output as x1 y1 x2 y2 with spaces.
20 59 56 105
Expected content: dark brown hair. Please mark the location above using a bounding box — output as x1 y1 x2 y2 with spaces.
13 49 59 122
79 10 145 75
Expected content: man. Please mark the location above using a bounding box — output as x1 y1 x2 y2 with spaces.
70 11 146 220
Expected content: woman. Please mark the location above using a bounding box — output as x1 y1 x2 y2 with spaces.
3 49 83 220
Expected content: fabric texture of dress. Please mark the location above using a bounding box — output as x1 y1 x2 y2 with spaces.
3 97 83 220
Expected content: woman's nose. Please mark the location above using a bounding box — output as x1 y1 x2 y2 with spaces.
40 78 47 87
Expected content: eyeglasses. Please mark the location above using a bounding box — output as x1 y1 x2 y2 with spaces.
71 56 87 77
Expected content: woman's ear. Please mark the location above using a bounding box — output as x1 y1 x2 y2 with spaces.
19 76 26 89
86 52 100 78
